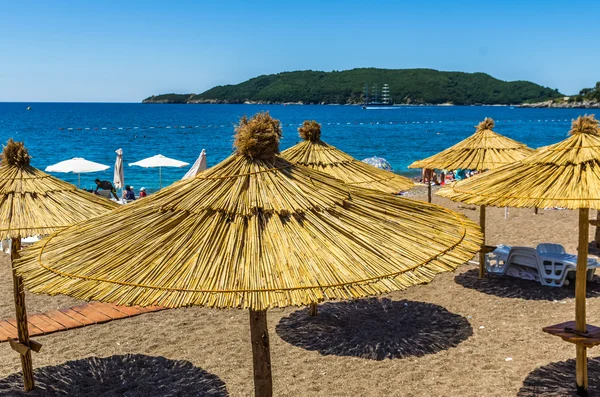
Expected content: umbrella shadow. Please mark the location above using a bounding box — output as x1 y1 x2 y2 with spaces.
455 269 600 301
0 354 228 396
276 298 472 360
518 356 600 396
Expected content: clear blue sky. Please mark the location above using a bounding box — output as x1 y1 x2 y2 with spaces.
1 0 598 102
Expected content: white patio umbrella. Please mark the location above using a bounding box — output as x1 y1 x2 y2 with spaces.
45 157 109 187
129 154 189 188
362 156 394 171
113 148 124 190
182 149 207 180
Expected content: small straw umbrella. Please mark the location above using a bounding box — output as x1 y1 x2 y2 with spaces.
182 149 207 179
45 157 110 188
409 117 534 202
129 154 189 189
0 139 118 391
409 118 534 278
113 148 125 197
437 115 600 396
15 112 482 397
281 120 414 194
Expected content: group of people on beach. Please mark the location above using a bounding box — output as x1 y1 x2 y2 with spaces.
420 168 479 186
89 179 147 201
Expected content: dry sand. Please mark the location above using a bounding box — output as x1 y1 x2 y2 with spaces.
0 188 599 396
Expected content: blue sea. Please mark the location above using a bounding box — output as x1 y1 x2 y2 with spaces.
0 103 588 193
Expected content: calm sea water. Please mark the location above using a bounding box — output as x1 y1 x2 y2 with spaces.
0 103 588 193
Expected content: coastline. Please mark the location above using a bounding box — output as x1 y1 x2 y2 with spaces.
140 100 517 107
519 100 600 109
142 99 600 109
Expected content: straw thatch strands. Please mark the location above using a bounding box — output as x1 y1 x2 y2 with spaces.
437 115 600 396
409 118 534 171
281 120 413 194
0 139 118 392
15 112 481 396
0 142 118 239
437 116 600 209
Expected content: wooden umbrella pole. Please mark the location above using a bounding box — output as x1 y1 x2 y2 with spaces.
594 210 600 248
427 171 432 204
11 238 35 391
478 205 486 278
249 310 273 397
576 208 589 396
309 303 318 316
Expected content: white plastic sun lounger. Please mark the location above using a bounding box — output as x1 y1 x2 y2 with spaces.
1 236 41 254
485 243 600 287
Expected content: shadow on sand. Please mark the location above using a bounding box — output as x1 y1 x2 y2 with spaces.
276 298 472 360
0 354 228 396
455 268 600 301
518 356 600 396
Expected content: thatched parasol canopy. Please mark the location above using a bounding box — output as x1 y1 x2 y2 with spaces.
437 115 600 396
0 139 119 392
281 120 414 194
409 118 534 171
436 115 600 209
16 113 481 311
0 139 118 239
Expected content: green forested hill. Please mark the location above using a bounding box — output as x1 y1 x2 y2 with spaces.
143 68 562 105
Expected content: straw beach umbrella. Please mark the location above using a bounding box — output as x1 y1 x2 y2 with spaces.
15 113 481 397
0 139 118 391
409 118 534 277
409 117 533 202
281 120 414 194
437 115 600 396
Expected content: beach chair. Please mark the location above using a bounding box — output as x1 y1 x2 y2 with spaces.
485 243 600 287
96 190 112 199
1 236 41 254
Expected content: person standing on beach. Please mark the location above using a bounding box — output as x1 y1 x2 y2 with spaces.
94 179 119 199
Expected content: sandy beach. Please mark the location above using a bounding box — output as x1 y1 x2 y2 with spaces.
0 187 598 396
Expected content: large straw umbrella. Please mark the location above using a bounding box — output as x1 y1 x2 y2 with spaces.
15 112 482 397
409 118 534 277
281 120 414 194
0 139 118 391
437 115 600 396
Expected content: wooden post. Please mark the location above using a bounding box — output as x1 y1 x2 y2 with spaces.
576 208 589 396
249 310 272 397
594 210 600 248
427 179 432 203
479 205 486 278
11 238 35 391
309 303 318 316
534 207 539 215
